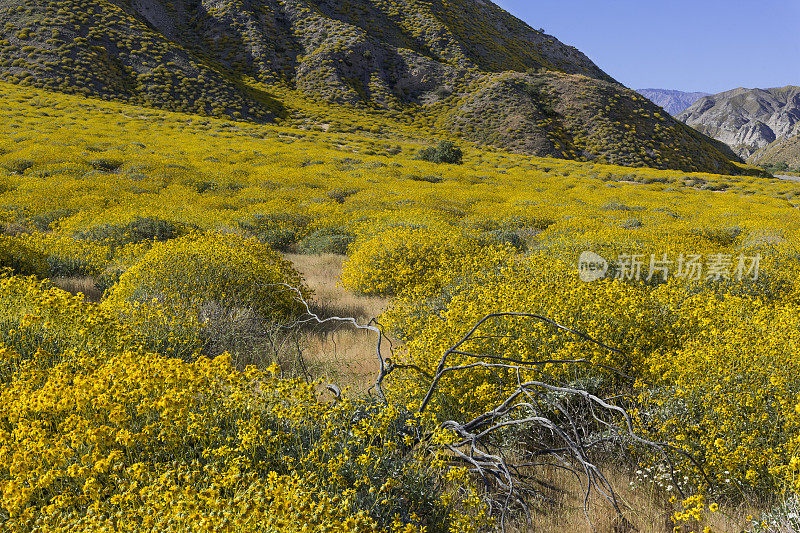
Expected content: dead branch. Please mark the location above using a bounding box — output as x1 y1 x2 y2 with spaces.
258 284 707 530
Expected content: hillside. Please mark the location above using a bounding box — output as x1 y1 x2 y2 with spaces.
0 0 611 115
445 72 740 170
637 89 710 115
751 133 800 172
0 0 742 173
677 86 800 158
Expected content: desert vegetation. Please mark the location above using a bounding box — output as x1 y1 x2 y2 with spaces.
1 80 800 532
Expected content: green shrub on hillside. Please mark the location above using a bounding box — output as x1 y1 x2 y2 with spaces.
76 216 190 247
298 228 355 255
417 141 463 165
238 213 311 251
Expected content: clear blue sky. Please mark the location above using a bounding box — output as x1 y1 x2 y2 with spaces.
493 0 799 93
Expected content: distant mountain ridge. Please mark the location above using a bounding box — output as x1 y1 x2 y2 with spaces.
677 86 800 158
637 89 710 115
0 0 742 173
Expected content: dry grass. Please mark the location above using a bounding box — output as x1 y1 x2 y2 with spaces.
285 253 389 392
283 253 769 530
505 464 758 533
50 276 104 302
285 253 387 320
302 328 383 394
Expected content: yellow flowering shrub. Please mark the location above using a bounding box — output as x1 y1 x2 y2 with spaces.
0 274 490 532
642 299 800 496
671 494 713 532
0 274 129 361
0 234 49 276
103 233 310 358
341 226 512 297
19 232 113 278
382 251 679 419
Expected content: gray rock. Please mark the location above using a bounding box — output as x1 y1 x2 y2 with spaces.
677 86 800 158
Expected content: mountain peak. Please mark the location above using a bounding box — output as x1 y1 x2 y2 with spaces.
677 86 800 159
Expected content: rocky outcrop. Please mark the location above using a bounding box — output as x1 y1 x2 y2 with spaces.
750 133 800 170
677 87 800 158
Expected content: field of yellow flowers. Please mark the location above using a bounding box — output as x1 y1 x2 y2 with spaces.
2 80 800 531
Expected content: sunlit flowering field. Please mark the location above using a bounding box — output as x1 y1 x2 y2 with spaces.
2 81 800 531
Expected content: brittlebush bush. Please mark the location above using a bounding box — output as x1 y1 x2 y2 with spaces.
0 274 491 532
0 274 129 361
0 234 49 276
643 299 800 497
18 232 116 278
103 233 310 358
383 252 679 420
341 227 512 298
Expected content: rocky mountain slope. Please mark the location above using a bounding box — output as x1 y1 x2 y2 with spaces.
446 72 739 170
0 0 742 173
750 133 800 172
677 86 800 158
637 89 710 115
